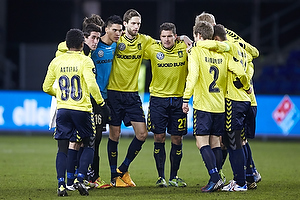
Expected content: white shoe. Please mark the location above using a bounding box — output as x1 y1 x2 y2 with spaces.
222 180 247 191
66 184 75 191
253 170 261 183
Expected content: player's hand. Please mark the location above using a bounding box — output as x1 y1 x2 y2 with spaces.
182 102 189 114
245 86 252 94
99 102 111 122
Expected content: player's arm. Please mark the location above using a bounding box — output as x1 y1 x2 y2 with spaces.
42 61 57 96
83 58 104 105
228 58 251 92
183 48 200 109
178 35 193 50
197 40 230 53
226 28 259 59
237 41 259 59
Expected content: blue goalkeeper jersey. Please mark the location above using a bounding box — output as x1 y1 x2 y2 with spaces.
91 39 117 99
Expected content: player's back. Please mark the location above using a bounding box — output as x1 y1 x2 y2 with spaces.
188 45 227 113
51 51 95 112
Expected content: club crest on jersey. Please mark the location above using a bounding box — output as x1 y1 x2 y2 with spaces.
156 52 164 60
118 43 126 51
137 43 142 50
97 50 104 58
178 51 183 58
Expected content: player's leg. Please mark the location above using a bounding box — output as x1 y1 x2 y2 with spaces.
117 92 147 186
196 111 223 192
66 140 81 190
168 135 185 187
88 98 102 183
107 125 126 187
106 90 128 187
167 97 187 187
72 110 96 196
244 105 261 183
153 133 167 187
55 108 75 196
89 98 111 189
117 121 147 187
222 99 249 191
56 139 69 196
147 96 168 187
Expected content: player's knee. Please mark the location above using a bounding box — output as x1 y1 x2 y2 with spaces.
69 141 81 150
136 131 148 141
171 135 182 145
154 133 166 143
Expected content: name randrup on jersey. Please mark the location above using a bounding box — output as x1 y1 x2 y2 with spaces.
205 57 223 64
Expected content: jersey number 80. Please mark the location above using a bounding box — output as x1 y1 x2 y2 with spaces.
59 75 82 101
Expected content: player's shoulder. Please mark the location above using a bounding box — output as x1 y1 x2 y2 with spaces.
56 41 68 57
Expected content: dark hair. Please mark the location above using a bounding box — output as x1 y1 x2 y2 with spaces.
66 29 84 49
123 9 141 23
159 22 176 35
82 23 101 37
105 15 123 28
82 14 104 30
213 24 227 41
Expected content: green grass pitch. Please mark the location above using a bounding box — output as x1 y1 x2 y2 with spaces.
0 134 299 199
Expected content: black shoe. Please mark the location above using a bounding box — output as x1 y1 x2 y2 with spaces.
247 181 257 190
57 185 68 196
74 179 89 196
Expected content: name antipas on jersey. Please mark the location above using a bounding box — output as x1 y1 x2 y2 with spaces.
60 66 78 72
158 61 186 68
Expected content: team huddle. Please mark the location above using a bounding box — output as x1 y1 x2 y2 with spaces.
42 8 261 196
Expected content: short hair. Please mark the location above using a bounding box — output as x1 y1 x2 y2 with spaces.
82 23 101 38
159 22 176 35
123 9 141 23
193 21 214 40
82 14 104 30
213 24 227 41
105 15 123 28
195 12 216 26
66 29 84 49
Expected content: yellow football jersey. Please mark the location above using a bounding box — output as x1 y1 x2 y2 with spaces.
225 41 251 102
55 41 92 57
195 40 230 53
107 33 156 92
247 61 257 106
144 40 188 97
42 51 104 112
183 43 228 113
225 28 259 59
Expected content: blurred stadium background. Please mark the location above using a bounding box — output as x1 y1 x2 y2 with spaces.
0 0 300 138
